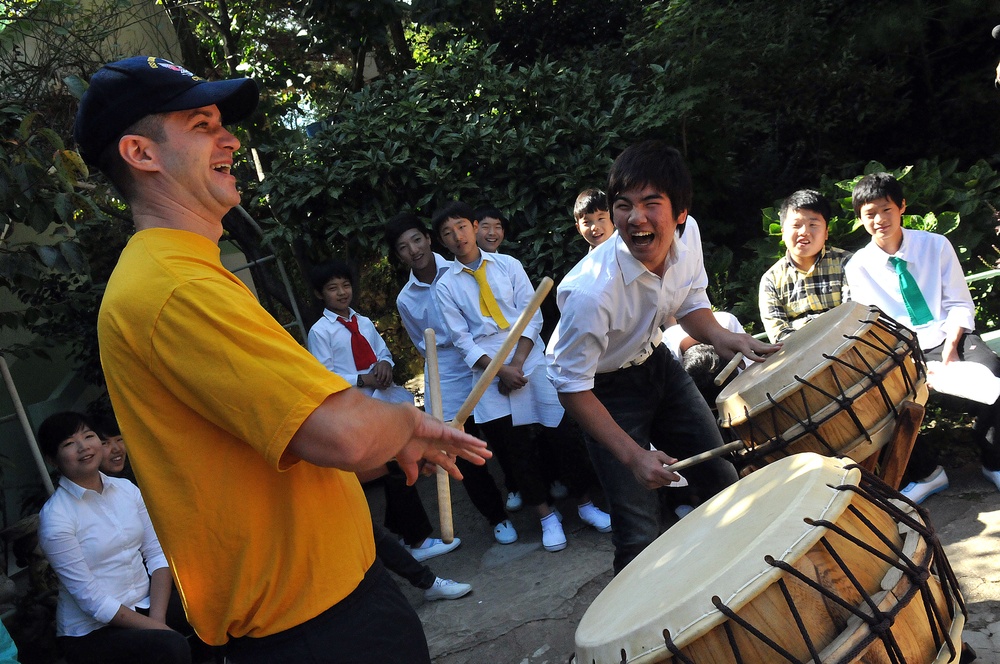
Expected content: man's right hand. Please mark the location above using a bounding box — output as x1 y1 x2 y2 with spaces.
288 390 491 478
394 410 492 485
627 446 681 489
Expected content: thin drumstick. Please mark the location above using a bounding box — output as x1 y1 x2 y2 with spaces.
713 352 744 387
667 440 746 472
450 277 554 430
423 329 454 544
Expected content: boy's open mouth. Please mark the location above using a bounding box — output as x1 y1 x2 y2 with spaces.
631 231 654 246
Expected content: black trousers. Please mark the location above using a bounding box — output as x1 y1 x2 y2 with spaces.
372 522 435 590
58 603 192 664
908 332 1000 480
533 414 602 501
381 462 433 546
226 560 430 664
478 416 550 508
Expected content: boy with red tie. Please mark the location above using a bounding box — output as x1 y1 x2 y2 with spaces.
307 259 459 560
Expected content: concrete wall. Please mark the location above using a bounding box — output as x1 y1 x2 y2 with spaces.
9 0 182 67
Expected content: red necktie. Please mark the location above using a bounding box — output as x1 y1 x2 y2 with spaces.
337 316 378 371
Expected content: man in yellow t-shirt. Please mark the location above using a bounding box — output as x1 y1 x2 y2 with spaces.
74 56 490 663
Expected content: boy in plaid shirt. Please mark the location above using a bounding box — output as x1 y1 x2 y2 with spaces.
758 190 852 342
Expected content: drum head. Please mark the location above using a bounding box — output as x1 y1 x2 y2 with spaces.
716 302 879 424
574 453 860 664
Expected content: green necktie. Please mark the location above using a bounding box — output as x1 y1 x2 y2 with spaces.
889 256 933 326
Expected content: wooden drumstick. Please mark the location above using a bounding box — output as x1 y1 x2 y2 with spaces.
423 329 454 544
450 277 554 430
667 440 746 472
713 352 744 387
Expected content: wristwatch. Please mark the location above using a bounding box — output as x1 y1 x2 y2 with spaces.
357 375 364 387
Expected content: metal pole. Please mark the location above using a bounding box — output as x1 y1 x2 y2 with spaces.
0 355 54 495
233 205 307 341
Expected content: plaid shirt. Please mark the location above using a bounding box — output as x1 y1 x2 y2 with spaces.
758 246 852 343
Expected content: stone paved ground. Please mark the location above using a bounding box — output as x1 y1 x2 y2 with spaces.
368 453 1000 664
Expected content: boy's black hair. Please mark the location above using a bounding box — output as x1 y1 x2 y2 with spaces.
607 140 692 237
431 200 476 237
308 259 356 294
38 411 95 460
681 344 725 407
92 414 121 440
383 211 430 251
474 206 509 234
573 188 609 220
852 172 905 217
779 189 832 225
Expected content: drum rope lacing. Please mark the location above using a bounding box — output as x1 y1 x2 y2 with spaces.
658 466 963 664
729 315 926 470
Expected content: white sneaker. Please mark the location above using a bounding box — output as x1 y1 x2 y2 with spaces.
982 466 1000 491
505 491 523 511
541 513 566 552
493 519 518 544
577 502 612 533
899 466 949 504
404 537 461 562
424 577 472 601
550 481 569 500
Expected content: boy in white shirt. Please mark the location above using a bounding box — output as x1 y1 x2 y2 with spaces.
307 259 459 560
307 260 412 403
547 141 776 573
845 172 1000 497
384 212 519 545
433 201 574 552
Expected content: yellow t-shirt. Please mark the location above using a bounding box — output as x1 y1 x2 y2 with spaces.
98 228 374 645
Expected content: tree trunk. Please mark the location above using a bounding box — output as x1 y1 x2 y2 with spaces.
388 19 415 71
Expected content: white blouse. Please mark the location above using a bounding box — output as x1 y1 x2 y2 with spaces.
38 474 168 637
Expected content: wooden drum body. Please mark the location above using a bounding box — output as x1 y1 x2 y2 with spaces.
573 453 966 664
716 302 926 473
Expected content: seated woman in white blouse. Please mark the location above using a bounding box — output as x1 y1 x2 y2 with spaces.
36 412 190 664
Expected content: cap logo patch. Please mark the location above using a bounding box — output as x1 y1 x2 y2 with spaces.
147 57 204 81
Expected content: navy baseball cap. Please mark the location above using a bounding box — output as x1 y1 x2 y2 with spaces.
74 56 259 167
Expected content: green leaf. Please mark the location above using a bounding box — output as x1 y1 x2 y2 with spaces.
63 74 89 100
36 244 61 268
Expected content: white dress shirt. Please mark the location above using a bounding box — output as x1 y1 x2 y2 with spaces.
396 253 473 420
435 252 563 426
546 217 712 394
307 308 413 404
38 474 168 637
845 229 975 350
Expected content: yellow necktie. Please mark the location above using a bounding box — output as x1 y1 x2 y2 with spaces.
463 261 510 329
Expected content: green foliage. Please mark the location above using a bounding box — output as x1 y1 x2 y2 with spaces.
257 39 641 280
5 0 1000 389
0 98 121 381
